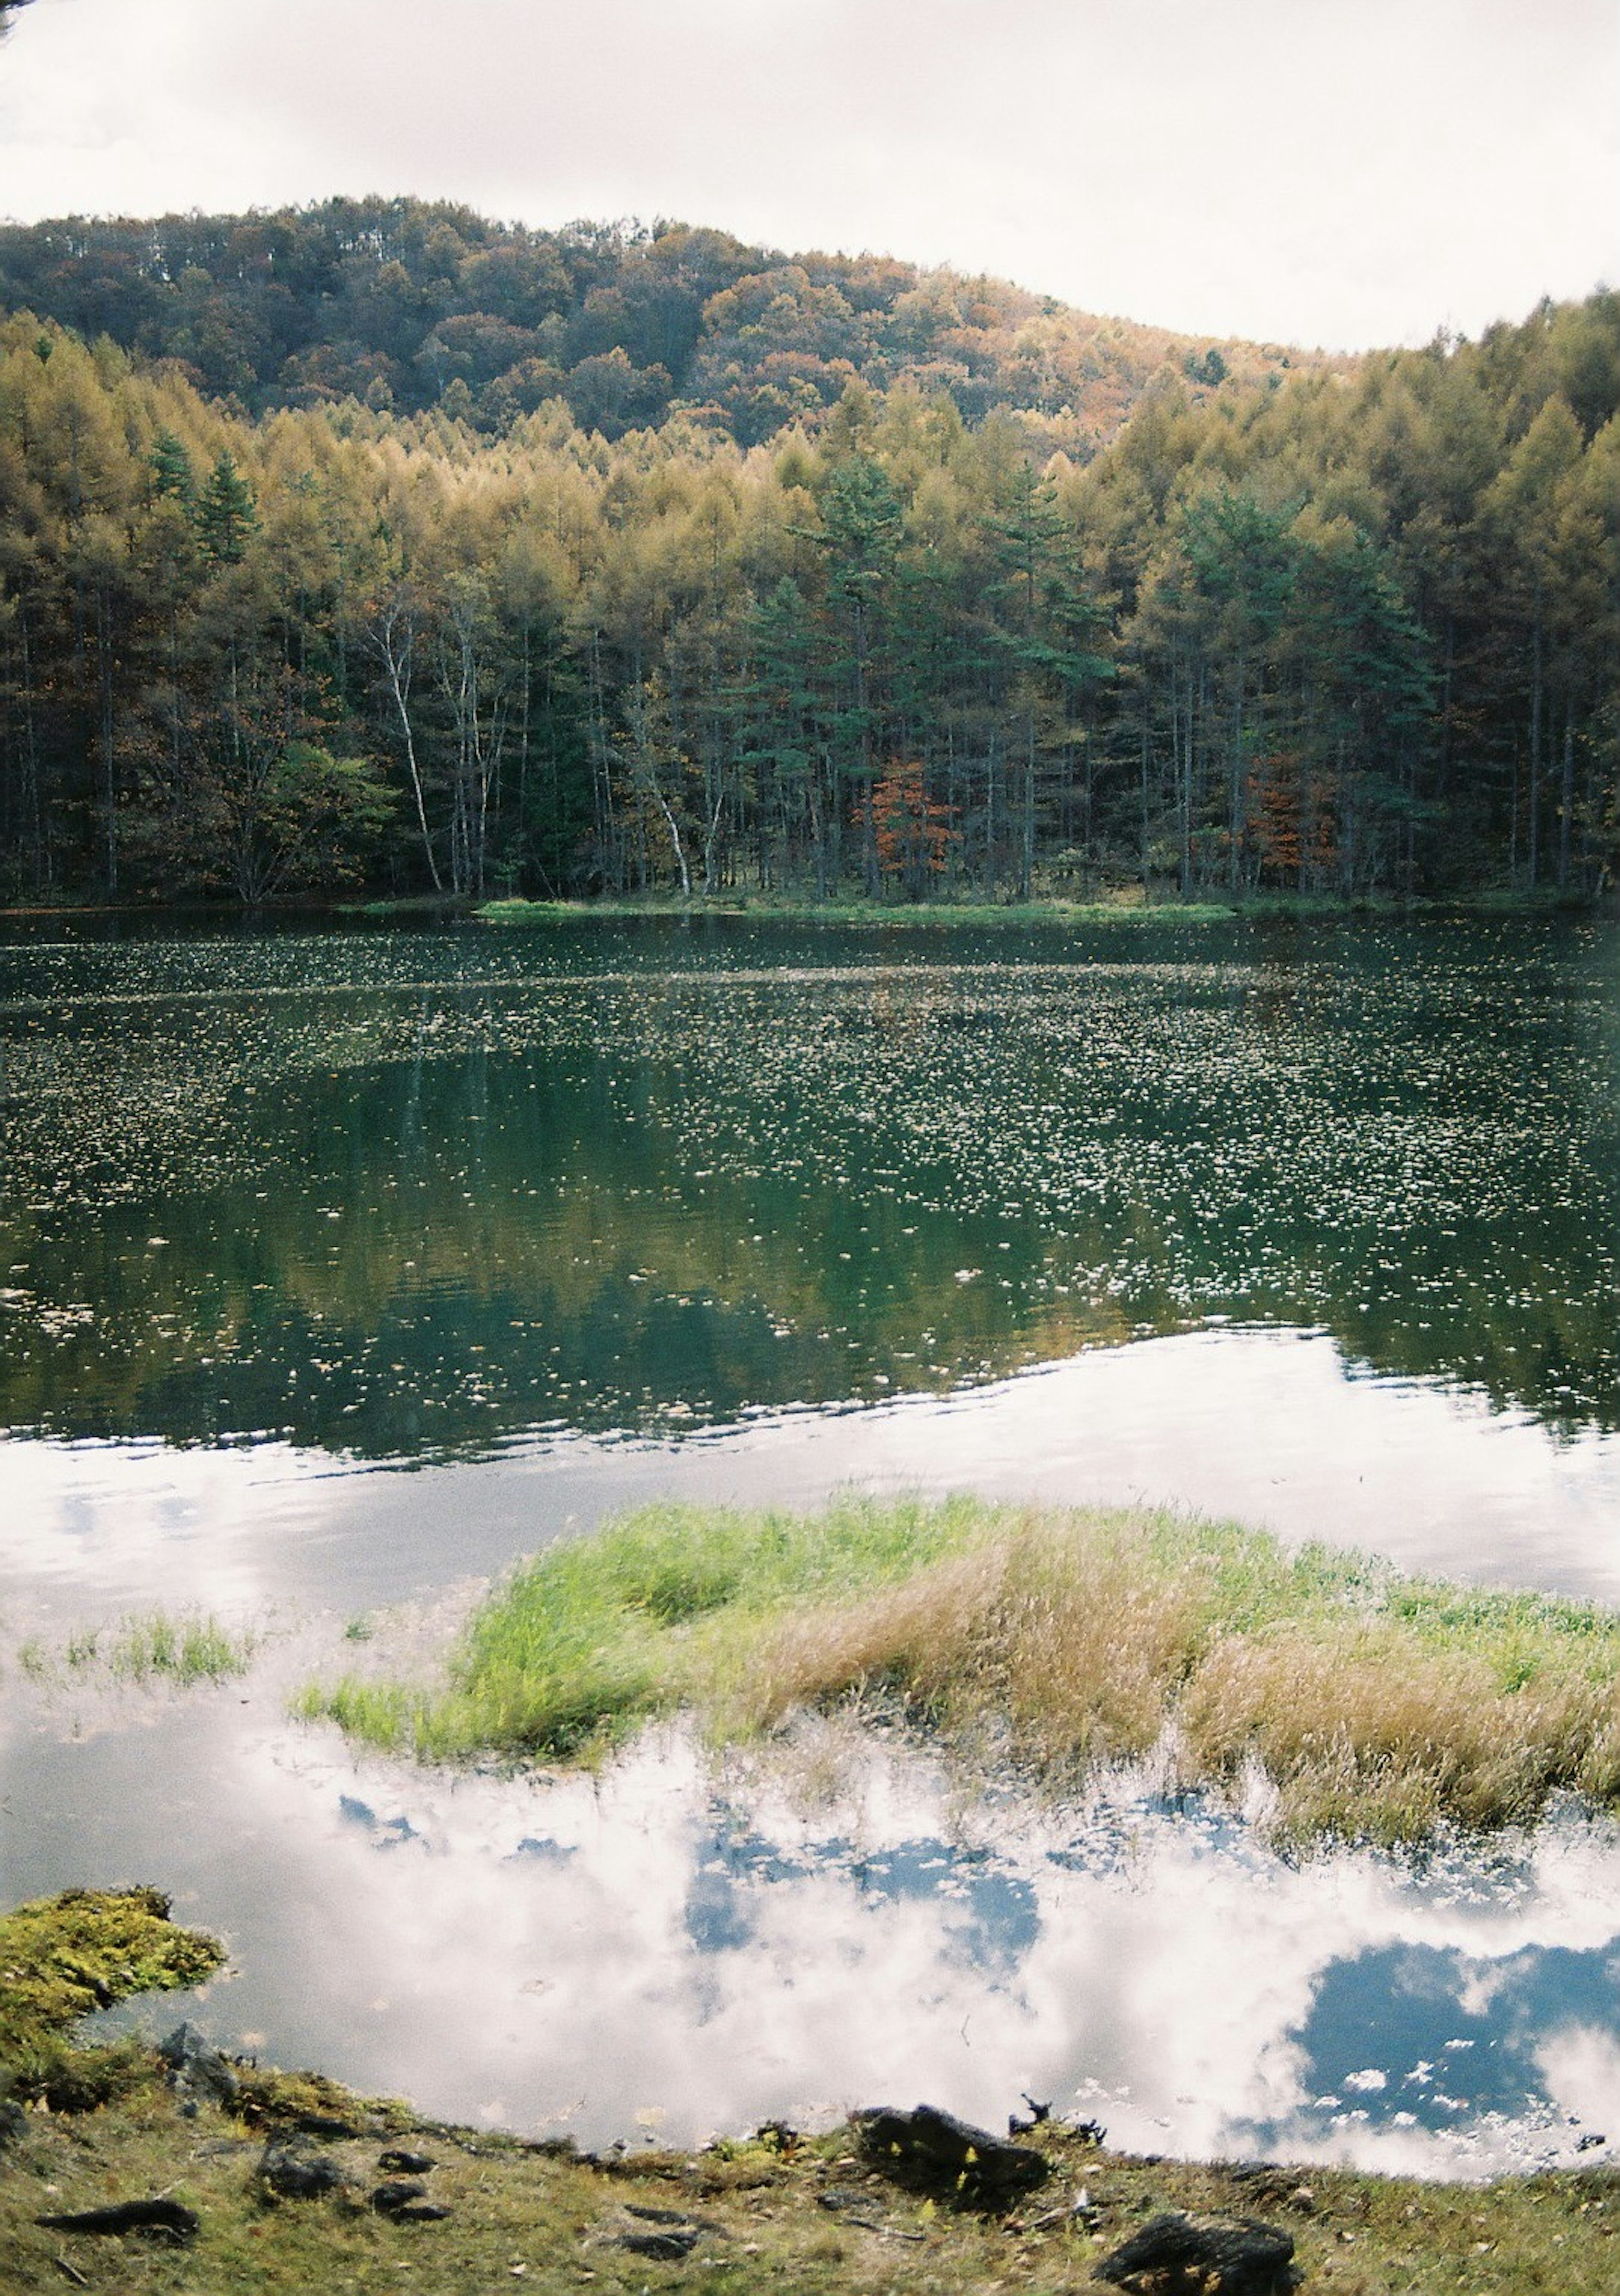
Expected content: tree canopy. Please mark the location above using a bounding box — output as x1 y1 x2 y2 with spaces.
0 234 1615 910
0 199 1305 450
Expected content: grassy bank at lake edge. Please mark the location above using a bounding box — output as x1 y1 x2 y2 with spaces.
300 1498 1620 1847
476 893 1244 926
473 889 1589 929
5 1888 1620 2295
2 883 1593 928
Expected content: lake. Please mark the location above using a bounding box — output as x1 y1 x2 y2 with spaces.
6 909 1620 2176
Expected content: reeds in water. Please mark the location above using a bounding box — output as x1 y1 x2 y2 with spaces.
298 1498 1620 1845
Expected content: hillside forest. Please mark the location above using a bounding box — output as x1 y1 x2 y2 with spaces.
0 199 1616 908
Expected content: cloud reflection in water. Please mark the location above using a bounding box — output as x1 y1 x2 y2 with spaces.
68 1714 1620 2177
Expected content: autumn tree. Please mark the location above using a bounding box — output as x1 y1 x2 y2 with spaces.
856 760 957 899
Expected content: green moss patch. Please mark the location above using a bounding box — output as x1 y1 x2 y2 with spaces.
231 2063 412 2137
0 1886 226 2097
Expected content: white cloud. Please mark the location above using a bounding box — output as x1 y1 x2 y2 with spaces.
1539 2022 1620 2137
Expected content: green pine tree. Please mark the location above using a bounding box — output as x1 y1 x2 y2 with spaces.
196 451 257 567
149 430 195 504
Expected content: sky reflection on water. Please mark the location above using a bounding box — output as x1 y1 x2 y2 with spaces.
7 1707 1619 2180
7 1328 1620 1641
8 916 1620 2172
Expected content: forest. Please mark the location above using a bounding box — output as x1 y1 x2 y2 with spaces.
0 199 1615 909
0 198 1300 448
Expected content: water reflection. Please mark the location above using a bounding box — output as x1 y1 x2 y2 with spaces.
8 1703 1618 2179
4 915 1620 1451
9 1329 1620 1638
9 913 1620 2174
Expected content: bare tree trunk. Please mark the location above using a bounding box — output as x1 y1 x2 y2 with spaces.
16 602 46 896
653 785 692 896
97 580 117 894
369 599 443 893
1528 604 1543 888
855 596 878 896
1227 660 1245 894
1021 705 1035 902
1174 666 1191 897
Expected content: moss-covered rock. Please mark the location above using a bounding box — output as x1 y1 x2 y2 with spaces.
0 1885 224 2099
232 2061 411 2136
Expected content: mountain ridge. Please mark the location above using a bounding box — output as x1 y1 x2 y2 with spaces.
0 195 1334 449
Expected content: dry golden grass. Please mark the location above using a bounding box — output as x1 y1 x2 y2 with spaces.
733 1520 1203 1769
1184 1625 1620 1843
300 1497 1620 1846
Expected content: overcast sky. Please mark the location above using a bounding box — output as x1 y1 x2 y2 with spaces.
0 0 1615 350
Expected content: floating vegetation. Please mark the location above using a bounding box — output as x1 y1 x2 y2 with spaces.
476 893 1249 927
10 1609 256 1689
299 1498 1620 1848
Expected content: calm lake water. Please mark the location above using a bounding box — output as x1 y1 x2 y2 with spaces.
6 910 1620 2175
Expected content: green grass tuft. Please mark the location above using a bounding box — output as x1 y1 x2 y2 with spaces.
297 1498 1620 1846
14 1608 256 1688
106 1609 253 1683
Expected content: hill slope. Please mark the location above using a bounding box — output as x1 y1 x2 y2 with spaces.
0 197 1319 448
0 199 1613 916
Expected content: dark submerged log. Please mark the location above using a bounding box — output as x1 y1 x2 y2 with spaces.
36 2198 200 2240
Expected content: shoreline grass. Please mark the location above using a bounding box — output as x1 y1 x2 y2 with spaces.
477 891 1378 928
476 893 1234 926
2 886 1593 932
9 2041 1620 2296
474 887 1600 929
296 1498 1620 1847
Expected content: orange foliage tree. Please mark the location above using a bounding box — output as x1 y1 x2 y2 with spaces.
856 762 957 899
1248 748 1336 887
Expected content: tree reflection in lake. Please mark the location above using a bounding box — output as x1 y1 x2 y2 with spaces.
4 913 1620 1452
